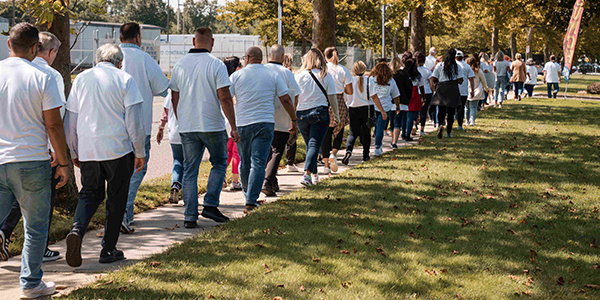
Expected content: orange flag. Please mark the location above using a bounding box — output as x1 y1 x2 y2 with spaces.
562 0 585 81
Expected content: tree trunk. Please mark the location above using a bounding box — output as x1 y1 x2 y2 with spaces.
526 26 534 60
312 0 336 50
543 42 549 62
510 32 517 59
410 1 426 54
48 11 79 210
301 38 308 56
491 27 499 56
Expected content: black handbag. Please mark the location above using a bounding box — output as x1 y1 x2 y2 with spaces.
366 77 377 128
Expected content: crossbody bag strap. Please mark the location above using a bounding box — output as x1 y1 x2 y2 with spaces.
367 76 371 116
308 70 330 107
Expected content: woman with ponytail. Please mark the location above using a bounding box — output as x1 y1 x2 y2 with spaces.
430 49 463 139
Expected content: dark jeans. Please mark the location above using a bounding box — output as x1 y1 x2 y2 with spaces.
265 131 290 187
1 166 58 249
525 84 535 97
321 126 344 158
72 152 134 251
346 106 372 159
547 82 559 98
420 94 433 128
437 106 456 135
456 96 468 127
285 132 297 166
374 110 391 148
237 123 274 206
402 111 419 138
514 81 524 98
297 106 330 174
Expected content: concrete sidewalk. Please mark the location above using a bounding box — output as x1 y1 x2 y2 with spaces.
0 124 433 299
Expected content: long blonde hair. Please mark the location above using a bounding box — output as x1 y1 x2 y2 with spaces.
352 61 367 93
299 48 328 78
324 47 339 65
389 57 403 73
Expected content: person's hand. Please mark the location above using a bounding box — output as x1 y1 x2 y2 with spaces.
72 158 81 168
334 115 340 124
156 128 164 145
134 157 146 173
289 120 298 134
231 130 241 143
382 111 388 120
50 151 58 168
55 166 69 189
470 91 475 99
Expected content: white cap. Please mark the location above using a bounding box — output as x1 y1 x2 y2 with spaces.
456 50 464 57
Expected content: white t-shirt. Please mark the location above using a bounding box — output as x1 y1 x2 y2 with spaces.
265 62 300 132
229 64 288 127
67 62 144 161
494 60 511 77
170 50 232 133
457 60 476 96
424 55 437 70
369 76 400 112
432 62 463 82
33 57 67 152
162 94 180 145
0 57 63 165
121 44 170 136
417 66 432 94
543 61 561 83
295 69 336 111
525 65 538 85
346 75 370 107
326 62 352 94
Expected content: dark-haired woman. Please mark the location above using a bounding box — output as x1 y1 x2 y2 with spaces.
416 52 433 136
430 49 463 139
370 62 400 156
400 58 423 142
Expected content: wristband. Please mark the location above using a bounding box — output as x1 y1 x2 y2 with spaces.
291 118 298 122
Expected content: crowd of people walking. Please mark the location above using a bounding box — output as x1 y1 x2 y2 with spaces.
0 21 564 299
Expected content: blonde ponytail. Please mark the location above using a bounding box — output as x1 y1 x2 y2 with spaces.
352 60 367 93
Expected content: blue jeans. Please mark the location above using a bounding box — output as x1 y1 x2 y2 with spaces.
124 135 150 224
0 160 51 289
547 82 559 98
514 82 524 98
374 110 391 148
237 123 274 206
402 111 418 137
465 101 479 124
180 131 228 221
494 75 509 103
297 106 330 174
171 143 184 189
393 111 403 130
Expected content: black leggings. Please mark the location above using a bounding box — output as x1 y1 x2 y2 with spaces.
420 93 433 128
456 96 468 127
346 106 372 159
321 127 344 158
437 106 456 135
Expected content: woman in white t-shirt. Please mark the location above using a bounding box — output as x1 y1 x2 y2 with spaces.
369 62 400 156
493 51 511 108
295 48 340 186
524 58 537 98
465 57 489 126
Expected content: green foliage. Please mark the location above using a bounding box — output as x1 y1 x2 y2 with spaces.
182 0 218 34
69 0 108 21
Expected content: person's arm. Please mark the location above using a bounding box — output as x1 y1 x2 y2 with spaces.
171 91 180 118
469 77 475 97
328 94 340 123
43 108 69 188
419 86 426 102
125 102 146 173
543 70 547 83
294 95 299 109
370 94 387 120
217 86 240 143
344 83 353 95
278 94 297 133
147 56 170 97
157 107 168 145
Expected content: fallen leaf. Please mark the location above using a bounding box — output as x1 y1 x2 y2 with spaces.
319 288 327 294
207 295 214 299
557 277 565 286
530 249 537 257
440 269 448 274
299 285 306 291
254 243 266 248
522 290 533 296
276 284 285 288
508 275 519 281
312 258 321 262
507 229 516 234
341 282 352 288
165 227 174 230
340 250 350 254
569 279 577 284
353 247 358 253
96 280 113 286
585 284 600 289
456 294 463 299
150 261 161 267
96 232 104 237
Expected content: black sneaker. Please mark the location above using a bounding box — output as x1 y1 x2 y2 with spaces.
184 221 197 228
99 248 125 264
404 136 414 142
245 204 258 212
169 188 180 204
437 126 444 139
273 181 280 192
0 230 9 261
66 231 82 267
362 156 370 162
120 222 134 234
391 143 398 149
43 248 60 262
201 206 230 223
261 184 277 197
341 152 351 165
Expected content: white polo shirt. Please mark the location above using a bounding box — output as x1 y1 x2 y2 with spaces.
543 61 561 83
67 62 144 161
369 76 400 112
295 69 336 111
424 55 437 70
170 49 231 133
0 57 63 165
346 75 369 108
120 44 170 136
327 62 353 94
265 62 300 132
417 66 433 94
162 94 181 145
457 60 476 96
229 64 288 127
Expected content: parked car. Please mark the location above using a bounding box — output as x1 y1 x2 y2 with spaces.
577 62 594 74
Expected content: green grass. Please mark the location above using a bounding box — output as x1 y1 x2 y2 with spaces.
533 73 600 98
60 98 600 299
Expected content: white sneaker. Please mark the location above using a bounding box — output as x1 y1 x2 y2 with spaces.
300 175 313 187
311 174 320 184
420 131 426 136
328 154 338 172
323 167 331 175
374 148 382 156
286 164 298 172
20 281 55 299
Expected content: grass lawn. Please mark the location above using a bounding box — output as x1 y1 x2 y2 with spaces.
60 98 600 299
533 73 600 98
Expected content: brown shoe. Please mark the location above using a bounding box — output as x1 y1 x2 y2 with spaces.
245 205 258 212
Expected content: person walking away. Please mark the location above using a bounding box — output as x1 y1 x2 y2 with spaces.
169 27 239 227
424 47 437 71
416 52 434 136
543 55 561 99
321 47 352 175
400 58 423 141
370 62 400 156
282 53 300 172
64 44 146 268
431 48 463 139
0 23 69 299
222 56 243 191
493 51 511 108
294 49 339 186
510 53 527 101
479 53 495 109
1 31 65 264
119 23 169 233
262 45 300 197
454 51 475 130
157 92 185 203
524 58 537 98
390 57 412 148
465 56 489 126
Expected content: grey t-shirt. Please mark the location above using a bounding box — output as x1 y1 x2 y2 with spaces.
494 60 510 77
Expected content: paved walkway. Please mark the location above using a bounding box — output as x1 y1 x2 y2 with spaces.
0 124 433 299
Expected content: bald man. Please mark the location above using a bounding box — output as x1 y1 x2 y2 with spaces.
261 45 300 197
229 46 296 211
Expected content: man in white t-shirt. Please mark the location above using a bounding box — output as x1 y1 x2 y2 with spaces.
455 50 475 130
118 23 170 232
1 31 66 265
0 23 69 299
64 44 146 268
230 46 296 210
424 47 437 71
262 45 300 197
543 55 561 99
170 27 239 226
